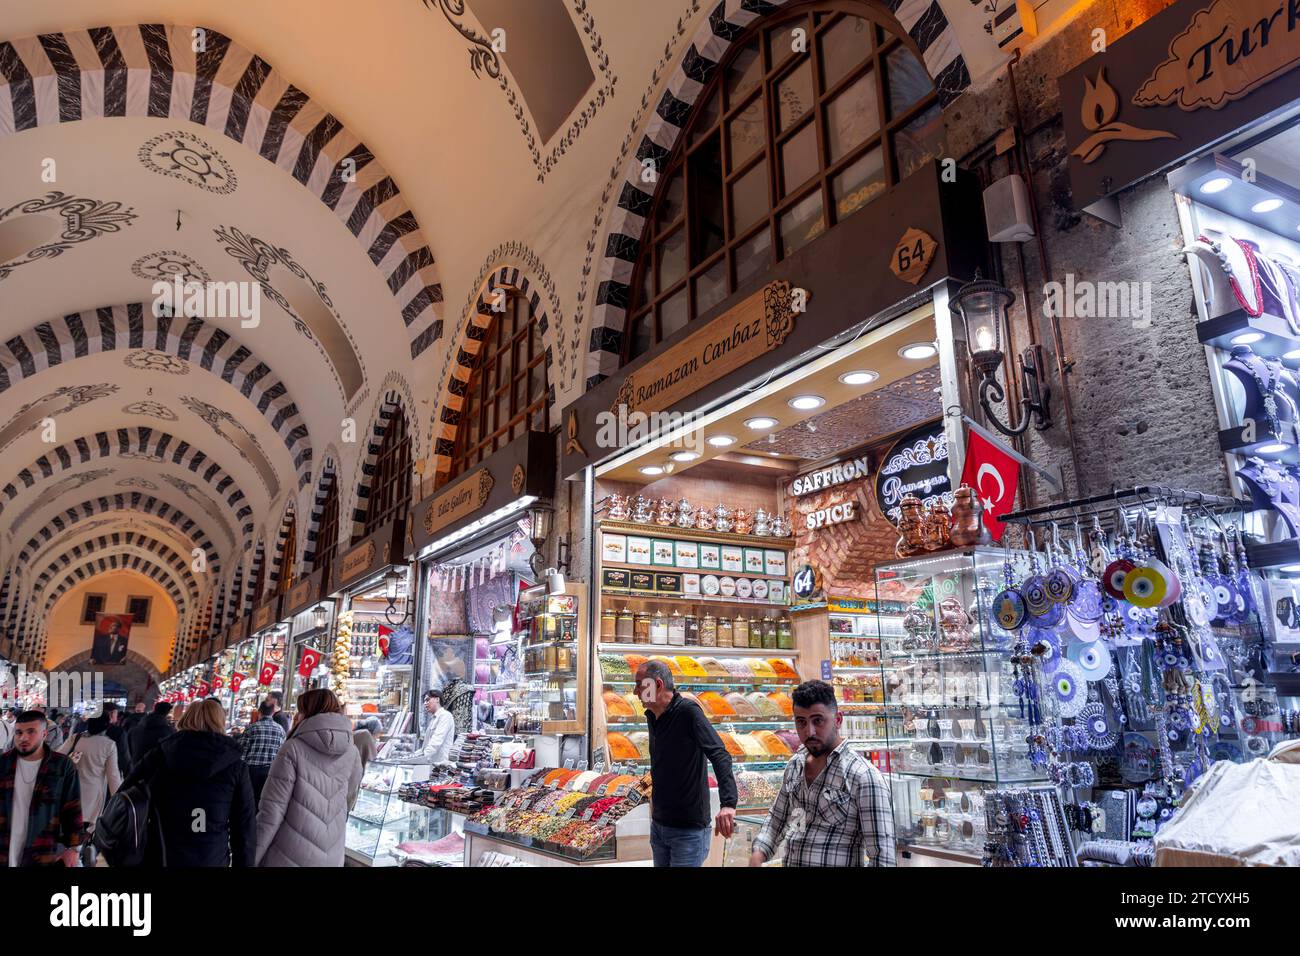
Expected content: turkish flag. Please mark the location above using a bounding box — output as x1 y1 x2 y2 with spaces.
297 646 323 678
196 680 210 697
212 675 224 690
960 428 1022 543
230 672 246 694
258 663 279 687
378 625 392 658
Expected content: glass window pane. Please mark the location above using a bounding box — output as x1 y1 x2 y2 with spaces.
495 395 508 434
733 228 772 291
530 365 545 402
637 259 653 306
659 287 690 340
482 398 495 438
690 90 722 147
694 258 728 316
530 313 543 358
629 312 653 359
780 121 818 196
531 406 546 432
514 375 527 413
831 146 886 222
658 228 687 290
826 69 880 162
727 98 764 173
886 46 933 120
498 339 513 384
656 165 686 233
689 134 724 265
767 20 805 73
779 190 825 256
776 59 813 132
819 15 873 90
725 38 762 107
894 103 944 181
730 158 769 234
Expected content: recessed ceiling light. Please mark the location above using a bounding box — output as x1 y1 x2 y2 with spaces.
707 435 736 447
1256 442 1288 454
899 343 938 360
1285 348 1300 360
1282 563 1300 574
1252 198 1284 213
1200 176 1233 194
788 395 825 411
670 450 700 462
639 465 664 476
839 370 879 386
745 416 778 430
768 452 780 457
1230 331 1265 345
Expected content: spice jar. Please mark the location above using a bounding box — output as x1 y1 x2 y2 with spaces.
717 615 734 647
749 614 765 649
668 609 686 646
733 614 749 649
761 615 778 650
616 608 634 643
650 610 668 645
633 612 651 645
777 616 794 650
685 614 699 646
601 608 617 641
700 613 718 647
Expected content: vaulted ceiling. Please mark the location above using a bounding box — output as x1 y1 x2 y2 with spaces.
0 0 1005 668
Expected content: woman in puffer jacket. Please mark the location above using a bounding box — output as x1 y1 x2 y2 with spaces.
255 689 362 866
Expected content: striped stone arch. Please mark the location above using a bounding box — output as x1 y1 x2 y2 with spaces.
583 0 972 387
224 563 245 627
0 427 256 539
302 456 339 569
269 499 298 591
0 23 443 358
430 267 557 477
348 391 409 539
33 532 200 600
18 493 222 572
0 303 313 487
42 553 189 613
51 648 163 683
0 570 13 643
245 537 267 607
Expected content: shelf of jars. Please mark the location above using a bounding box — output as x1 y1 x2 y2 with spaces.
598 604 797 651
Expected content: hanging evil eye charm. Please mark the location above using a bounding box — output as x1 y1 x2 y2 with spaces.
1103 559 1135 599
1029 627 1063 675
1023 575 1051 615
1184 581 1212 627
1144 558 1180 607
994 588 1028 630
1069 579 1105 624
1122 566 1167 608
1067 639 1113 681
1045 566 1078 604
1210 577 1237 622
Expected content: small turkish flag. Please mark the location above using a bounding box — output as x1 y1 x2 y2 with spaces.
378 625 392 658
212 675 224 690
297 646 322 678
230 672 246 694
196 680 210 697
960 428 1022 543
258 663 279 686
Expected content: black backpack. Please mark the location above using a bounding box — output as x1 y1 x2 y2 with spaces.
93 778 166 866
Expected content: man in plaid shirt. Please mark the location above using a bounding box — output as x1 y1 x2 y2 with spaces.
751 680 895 867
238 701 286 805
0 711 82 866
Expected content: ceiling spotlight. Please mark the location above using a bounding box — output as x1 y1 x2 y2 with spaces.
640 465 664 476
1230 331 1265 345
900 343 938 360
670 450 700 462
1284 348 1300 360
1256 442 1288 454
707 435 737 447
768 452 780 457
745 417 778 430
1200 177 1233 194
1252 198 1284 213
788 395 825 411
839 370 878 386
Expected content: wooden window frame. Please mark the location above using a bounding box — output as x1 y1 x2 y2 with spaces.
81 592 107 625
363 407 412 538
276 512 299 596
313 476 341 573
126 595 151 626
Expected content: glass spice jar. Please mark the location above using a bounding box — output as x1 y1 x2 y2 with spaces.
616 608 634 643
668 609 686 646
749 614 765 649
633 612 651 645
601 608 617 641
762 615 778 650
732 614 749 648
685 614 699 646
650 610 668 645
777 616 794 650
700 613 718 647
717 615 734 647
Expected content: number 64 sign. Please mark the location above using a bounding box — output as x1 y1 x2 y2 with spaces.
890 227 938 285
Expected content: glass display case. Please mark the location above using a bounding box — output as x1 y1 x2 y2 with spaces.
721 813 787 866
345 760 452 866
873 548 1046 858
518 584 587 735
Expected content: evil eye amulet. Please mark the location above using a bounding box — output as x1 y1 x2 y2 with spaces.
1023 575 1051 615
1045 567 1077 604
1069 579 1105 623
1122 567 1167 608
994 589 1028 630
1103 559 1135 599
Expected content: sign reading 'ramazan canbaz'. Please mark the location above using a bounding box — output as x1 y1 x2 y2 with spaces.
875 420 953 527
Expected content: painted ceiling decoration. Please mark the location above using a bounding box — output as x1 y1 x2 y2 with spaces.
157 472 240 547
138 128 238 194
0 382 119 453
26 509 218 580
7 469 115 533
34 532 201 600
180 394 281 500
41 553 188 613
0 302 313 487
0 191 137 281
0 23 443 358
0 427 256 539
123 401 178 422
131 250 211 285
576 0 972 390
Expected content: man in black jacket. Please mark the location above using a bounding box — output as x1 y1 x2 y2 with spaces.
635 659 737 867
127 701 175 773
102 702 131 778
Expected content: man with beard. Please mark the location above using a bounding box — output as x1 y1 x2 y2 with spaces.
0 711 83 866
750 680 894 867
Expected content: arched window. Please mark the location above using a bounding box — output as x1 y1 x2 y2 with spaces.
276 510 298 596
313 475 341 572
250 544 267 605
624 1 942 363
363 407 411 537
449 290 548 477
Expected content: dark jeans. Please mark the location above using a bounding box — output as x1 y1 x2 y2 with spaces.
248 763 272 806
650 822 712 867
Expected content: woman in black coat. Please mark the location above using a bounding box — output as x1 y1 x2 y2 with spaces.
120 698 255 867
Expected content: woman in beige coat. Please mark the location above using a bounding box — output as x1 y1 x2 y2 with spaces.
58 713 122 832
255 689 361 867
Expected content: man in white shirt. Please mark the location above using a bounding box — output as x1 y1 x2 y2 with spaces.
409 689 456 766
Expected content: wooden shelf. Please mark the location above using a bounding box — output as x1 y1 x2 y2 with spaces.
599 520 795 550
601 560 789 581
600 591 790 611
598 642 798 657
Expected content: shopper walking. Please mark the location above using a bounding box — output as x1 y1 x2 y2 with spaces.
102 702 131 779
0 711 83 866
634 659 737 867
57 713 122 864
238 701 286 805
120 701 146 734
127 701 175 772
353 717 380 772
255 689 361 867
120 698 256 867
44 709 65 751
265 691 291 734
750 680 895 867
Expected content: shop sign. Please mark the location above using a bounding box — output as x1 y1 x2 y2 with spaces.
875 420 952 527
805 500 859 531
339 540 378 583
423 467 495 538
790 455 871 497
1060 0 1300 209
285 574 316 618
792 564 818 599
613 280 801 416
252 596 280 633
889 228 938 285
